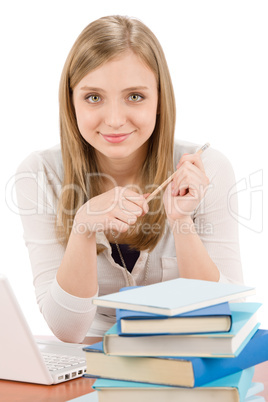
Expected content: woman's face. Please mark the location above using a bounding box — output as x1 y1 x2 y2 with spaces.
72 51 158 161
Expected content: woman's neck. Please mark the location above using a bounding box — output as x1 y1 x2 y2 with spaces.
96 145 148 190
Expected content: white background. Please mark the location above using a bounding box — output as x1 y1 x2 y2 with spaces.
1 0 267 335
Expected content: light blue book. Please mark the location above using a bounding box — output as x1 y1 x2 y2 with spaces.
103 303 261 357
67 392 99 401
93 367 254 402
246 382 264 397
93 278 255 316
246 397 265 402
66 382 265 401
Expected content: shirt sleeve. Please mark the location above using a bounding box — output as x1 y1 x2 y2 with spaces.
15 151 97 343
194 147 244 284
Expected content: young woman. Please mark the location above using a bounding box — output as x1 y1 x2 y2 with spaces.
16 15 243 342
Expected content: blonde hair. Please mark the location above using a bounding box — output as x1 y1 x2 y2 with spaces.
56 15 176 251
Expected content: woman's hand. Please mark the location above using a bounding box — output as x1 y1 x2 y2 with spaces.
163 152 210 223
73 187 149 236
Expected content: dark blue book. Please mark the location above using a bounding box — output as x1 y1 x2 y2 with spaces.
116 302 232 335
83 329 268 388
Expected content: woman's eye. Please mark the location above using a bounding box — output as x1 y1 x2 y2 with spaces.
87 95 101 103
128 94 143 102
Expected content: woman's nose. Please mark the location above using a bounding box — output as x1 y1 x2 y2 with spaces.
104 101 127 129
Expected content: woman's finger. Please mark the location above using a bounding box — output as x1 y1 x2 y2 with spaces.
114 208 138 224
176 152 206 172
108 218 130 234
171 163 204 196
120 188 149 214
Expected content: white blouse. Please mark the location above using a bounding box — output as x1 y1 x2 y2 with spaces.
15 140 244 342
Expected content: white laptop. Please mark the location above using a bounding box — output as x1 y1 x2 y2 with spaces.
0 274 88 385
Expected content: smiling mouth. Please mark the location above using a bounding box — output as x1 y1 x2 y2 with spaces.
100 131 134 143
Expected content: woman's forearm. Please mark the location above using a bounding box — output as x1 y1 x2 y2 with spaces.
56 227 98 298
171 216 220 282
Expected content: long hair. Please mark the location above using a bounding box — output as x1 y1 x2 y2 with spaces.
56 15 176 252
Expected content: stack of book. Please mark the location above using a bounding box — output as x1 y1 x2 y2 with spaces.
82 278 267 402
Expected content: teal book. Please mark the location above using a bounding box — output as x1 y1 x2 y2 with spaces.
93 278 255 316
93 367 254 402
116 302 232 335
103 303 260 357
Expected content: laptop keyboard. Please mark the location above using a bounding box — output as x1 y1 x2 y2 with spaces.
42 352 86 372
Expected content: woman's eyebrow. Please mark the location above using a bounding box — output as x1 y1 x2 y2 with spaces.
123 86 150 92
79 85 150 92
80 86 104 92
